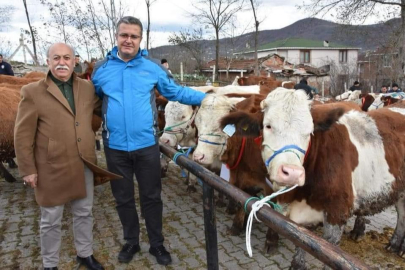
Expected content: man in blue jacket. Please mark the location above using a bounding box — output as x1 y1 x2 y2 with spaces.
92 16 205 266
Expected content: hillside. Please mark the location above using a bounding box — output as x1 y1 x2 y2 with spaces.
149 17 400 72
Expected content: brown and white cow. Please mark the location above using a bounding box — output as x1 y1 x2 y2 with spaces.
258 88 405 268
222 88 405 268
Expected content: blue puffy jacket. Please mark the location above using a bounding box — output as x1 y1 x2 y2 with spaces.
92 47 206 151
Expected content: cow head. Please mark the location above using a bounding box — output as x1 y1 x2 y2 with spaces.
193 94 244 165
335 91 352 101
159 101 197 148
260 88 313 190
381 95 401 107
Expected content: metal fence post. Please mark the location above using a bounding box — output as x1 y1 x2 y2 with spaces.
202 182 219 270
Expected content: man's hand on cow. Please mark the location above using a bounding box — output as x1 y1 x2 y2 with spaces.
23 174 38 188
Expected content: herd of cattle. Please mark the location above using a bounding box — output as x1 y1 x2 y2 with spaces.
2 71 405 268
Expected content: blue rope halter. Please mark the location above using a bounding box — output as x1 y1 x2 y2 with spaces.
264 144 306 167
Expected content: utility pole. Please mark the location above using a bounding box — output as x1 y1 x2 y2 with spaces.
9 33 39 65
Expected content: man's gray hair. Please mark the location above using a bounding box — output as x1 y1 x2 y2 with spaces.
46 43 75 59
116 16 143 36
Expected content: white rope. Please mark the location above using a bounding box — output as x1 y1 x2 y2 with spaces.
245 184 298 257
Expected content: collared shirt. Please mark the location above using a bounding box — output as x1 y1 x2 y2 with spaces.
50 73 75 114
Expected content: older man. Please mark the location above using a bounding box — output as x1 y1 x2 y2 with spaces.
92 16 205 266
14 43 118 270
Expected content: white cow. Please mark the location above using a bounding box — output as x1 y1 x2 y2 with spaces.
335 90 361 101
367 94 384 111
159 101 197 148
231 76 240 86
193 94 245 166
190 86 218 92
214 85 260 95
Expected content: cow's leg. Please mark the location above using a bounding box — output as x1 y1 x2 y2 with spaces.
350 215 368 241
264 227 279 254
227 208 245 235
0 162 16 182
290 246 307 270
186 173 197 193
160 155 168 178
7 158 18 169
95 139 101 151
226 198 238 215
387 192 405 255
216 192 226 207
322 219 344 270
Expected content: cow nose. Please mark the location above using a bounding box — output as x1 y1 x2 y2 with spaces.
277 165 305 186
158 137 170 145
193 153 204 162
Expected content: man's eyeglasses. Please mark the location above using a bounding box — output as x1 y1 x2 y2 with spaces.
118 33 141 40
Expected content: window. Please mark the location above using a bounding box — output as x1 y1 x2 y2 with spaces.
300 50 310 63
339 50 348 63
383 54 391 67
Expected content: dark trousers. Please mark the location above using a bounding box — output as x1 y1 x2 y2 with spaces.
104 144 164 247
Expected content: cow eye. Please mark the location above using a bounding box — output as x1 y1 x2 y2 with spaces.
265 125 271 129
181 115 186 119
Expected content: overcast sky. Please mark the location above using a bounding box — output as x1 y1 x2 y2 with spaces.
1 0 383 63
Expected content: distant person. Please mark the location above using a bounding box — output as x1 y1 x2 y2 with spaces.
388 83 402 93
161 58 172 74
349 81 361 91
294 78 313 99
380 85 388 94
91 58 97 64
74 54 83 74
0 54 14 76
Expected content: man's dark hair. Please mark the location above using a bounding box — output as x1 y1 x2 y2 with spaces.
354 81 359 85
0 54 3 57
299 78 308 85
116 16 143 37
161 59 168 64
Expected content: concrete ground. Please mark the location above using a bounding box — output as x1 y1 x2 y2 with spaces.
0 149 400 270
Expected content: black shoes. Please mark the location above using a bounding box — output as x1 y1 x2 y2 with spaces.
76 255 104 270
149 245 172 266
118 243 141 263
44 268 58 270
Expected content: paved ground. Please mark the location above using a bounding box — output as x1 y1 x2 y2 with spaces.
0 149 401 270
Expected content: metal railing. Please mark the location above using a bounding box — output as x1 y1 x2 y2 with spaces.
160 143 370 270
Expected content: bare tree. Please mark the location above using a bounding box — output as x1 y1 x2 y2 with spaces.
168 28 206 72
85 0 107 57
248 0 261 75
22 0 39 65
0 38 13 58
301 0 405 85
41 0 72 43
222 19 249 79
190 0 244 81
145 0 158 50
0 6 16 30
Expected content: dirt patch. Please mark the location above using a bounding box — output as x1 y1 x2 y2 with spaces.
340 227 405 269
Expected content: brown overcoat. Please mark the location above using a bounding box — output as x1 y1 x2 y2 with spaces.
14 73 118 207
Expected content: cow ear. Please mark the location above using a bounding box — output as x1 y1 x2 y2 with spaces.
220 111 262 137
313 107 345 132
260 100 267 110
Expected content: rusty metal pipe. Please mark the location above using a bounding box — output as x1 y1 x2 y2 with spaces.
160 144 369 270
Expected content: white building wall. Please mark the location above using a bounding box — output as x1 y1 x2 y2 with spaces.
311 50 339 66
